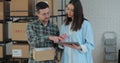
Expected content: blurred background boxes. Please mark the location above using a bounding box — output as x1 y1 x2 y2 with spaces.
11 0 34 16
0 46 3 58
0 23 8 42
12 43 29 58
1 0 59 17
36 0 58 16
11 22 28 41
0 2 3 20
6 58 28 63
0 24 3 41
0 1 10 20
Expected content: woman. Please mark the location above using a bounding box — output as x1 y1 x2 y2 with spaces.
59 0 95 63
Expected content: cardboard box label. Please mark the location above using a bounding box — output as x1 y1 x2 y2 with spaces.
12 49 22 57
12 44 29 58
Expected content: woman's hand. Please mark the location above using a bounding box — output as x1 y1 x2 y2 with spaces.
63 44 82 50
59 34 67 42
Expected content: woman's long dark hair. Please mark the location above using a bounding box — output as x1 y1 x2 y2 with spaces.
65 0 85 31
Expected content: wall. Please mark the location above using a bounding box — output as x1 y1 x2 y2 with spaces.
81 0 120 63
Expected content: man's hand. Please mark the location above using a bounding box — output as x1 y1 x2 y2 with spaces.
49 36 60 43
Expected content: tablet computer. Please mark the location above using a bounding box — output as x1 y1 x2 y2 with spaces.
58 42 80 46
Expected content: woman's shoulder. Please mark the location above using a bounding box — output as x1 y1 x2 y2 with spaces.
83 19 91 26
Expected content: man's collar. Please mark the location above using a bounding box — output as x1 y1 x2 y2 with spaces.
37 19 50 26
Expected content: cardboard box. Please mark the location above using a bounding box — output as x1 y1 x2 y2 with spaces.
8 58 28 63
11 12 29 16
0 46 3 58
0 23 8 41
12 22 28 41
0 2 3 20
33 47 55 61
12 44 29 58
36 0 58 16
52 0 58 16
0 1 10 20
0 24 3 41
11 0 34 16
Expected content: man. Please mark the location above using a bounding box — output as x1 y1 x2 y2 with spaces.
27 2 60 63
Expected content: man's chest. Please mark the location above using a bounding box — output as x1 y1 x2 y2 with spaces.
33 26 57 36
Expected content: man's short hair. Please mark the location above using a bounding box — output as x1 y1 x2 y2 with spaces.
36 2 49 11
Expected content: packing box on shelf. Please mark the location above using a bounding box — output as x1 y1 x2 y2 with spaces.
0 24 3 41
8 58 28 63
12 43 29 58
11 0 34 16
0 1 10 20
0 23 8 42
36 0 58 16
33 47 55 61
0 46 3 58
11 22 28 41
0 2 3 20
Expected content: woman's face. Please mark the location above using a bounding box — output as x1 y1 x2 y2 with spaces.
66 4 74 18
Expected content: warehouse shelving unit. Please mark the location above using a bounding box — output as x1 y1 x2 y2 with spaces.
1 0 67 63
0 0 10 63
103 32 117 63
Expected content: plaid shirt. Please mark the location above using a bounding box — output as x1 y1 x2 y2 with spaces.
27 19 59 63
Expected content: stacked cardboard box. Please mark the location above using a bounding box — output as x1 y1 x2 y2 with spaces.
36 0 58 16
11 22 28 41
0 24 3 42
0 23 8 42
7 58 28 63
11 0 34 16
33 47 55 61
0 2 3 20
0 46 3 58
12 43 29 58
0 1 10 20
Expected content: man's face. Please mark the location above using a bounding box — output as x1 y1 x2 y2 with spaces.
36 8 50 22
